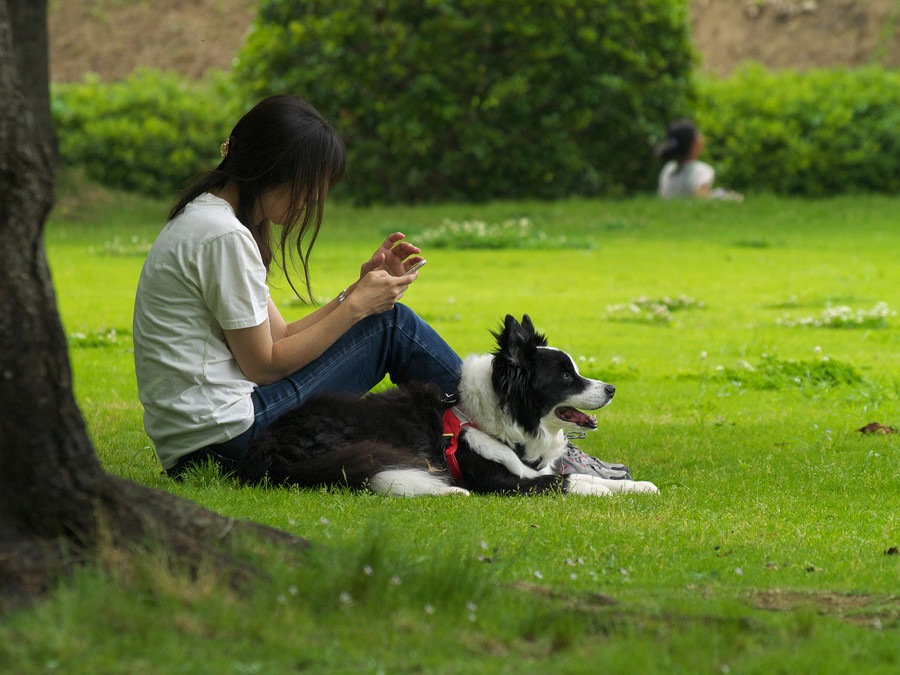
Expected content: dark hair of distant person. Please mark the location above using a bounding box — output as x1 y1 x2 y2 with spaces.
653 118 699 164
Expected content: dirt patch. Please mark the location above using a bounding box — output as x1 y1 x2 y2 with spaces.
691 0 900 75
48 0 257 83
47 0 900 83
749 589 900 628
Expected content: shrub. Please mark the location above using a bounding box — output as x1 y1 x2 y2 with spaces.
52 69 240 197
234 0 696 204
776 302 895 329
604 295 705 325
710 355 866 391
695 65 900 195
414 217 582 249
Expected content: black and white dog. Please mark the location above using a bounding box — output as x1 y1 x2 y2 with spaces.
238 315 657 497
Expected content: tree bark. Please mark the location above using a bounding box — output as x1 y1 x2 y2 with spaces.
0 0 304 606
7 0 54 155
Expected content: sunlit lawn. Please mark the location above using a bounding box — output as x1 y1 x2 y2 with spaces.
4 173 896 673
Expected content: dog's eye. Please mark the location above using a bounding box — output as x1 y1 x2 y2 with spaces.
562 372 573 382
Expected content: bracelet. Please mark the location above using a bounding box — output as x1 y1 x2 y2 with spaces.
337 289 348 304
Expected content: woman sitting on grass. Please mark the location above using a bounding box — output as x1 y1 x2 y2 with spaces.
654 118 742 201
132 94 629 481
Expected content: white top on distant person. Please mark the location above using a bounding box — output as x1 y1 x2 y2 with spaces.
654 118 742 201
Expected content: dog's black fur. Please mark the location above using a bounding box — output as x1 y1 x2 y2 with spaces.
239 382 449 488
238 315 657 497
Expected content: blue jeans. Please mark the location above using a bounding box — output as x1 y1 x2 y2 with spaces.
167 304 461 477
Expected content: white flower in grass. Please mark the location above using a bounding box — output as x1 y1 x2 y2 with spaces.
874 301 895 318
339 592 353 606
424 604 435 615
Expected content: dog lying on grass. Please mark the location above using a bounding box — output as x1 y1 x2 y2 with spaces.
238 315 658 497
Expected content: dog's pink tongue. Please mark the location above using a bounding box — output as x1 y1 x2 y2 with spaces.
555 407 597 428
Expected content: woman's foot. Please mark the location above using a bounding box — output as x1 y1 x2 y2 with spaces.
556 444 632 480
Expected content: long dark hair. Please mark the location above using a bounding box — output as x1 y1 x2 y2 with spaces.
653 118 698 164
169 95 346 300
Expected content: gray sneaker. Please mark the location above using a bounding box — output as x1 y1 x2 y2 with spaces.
556 443 632 480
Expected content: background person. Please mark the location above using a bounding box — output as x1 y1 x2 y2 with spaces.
654 118 742 201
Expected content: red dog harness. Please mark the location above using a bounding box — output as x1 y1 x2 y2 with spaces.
442 407 471 482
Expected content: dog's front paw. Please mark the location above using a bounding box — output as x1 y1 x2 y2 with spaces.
565 474 613 496
621 480 659 494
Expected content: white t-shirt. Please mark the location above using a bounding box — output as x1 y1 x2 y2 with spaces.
133 193 269 469
658 160 715 198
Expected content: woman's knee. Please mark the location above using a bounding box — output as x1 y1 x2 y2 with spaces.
392 303 422 331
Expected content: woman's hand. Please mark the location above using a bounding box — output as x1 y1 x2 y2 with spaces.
227 234 427 383
334 232 423 320
360 232 424 278
345 269 416 319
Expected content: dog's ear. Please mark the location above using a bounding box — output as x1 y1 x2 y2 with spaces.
491 315 538 432
492 314 547 363
491 315 543 431
491 315 518 354
520 314 548 347
493 315 531 364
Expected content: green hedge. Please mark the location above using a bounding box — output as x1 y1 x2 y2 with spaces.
51 69 240 197
233 0 695 203
50 56 900 202
695 65 900 195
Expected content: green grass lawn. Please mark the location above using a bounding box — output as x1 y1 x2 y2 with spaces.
2 174 897 673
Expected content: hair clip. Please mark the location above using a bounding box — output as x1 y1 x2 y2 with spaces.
220 136 232 157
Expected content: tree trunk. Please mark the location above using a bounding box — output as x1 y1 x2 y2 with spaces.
0 0 303 606
7 0 54 156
